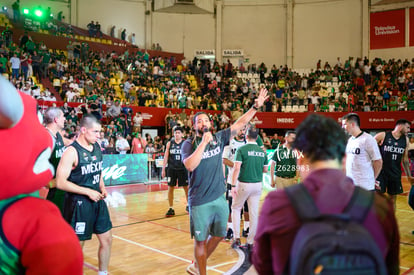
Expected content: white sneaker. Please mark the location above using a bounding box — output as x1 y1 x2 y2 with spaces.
186 262 199 275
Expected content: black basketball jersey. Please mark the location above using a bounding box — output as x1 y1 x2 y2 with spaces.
168 139 185 170
379 131 407 178
49 131 65 177
68 141 103 192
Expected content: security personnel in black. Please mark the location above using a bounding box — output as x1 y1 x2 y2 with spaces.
162 126 188 217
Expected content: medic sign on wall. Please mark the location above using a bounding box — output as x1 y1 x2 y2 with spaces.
370 9 405 49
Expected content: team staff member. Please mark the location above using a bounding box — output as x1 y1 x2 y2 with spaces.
223 126 250 240
182 89 268 275
231 128 268 250
44 106 73 214
342 113 382 191
162 126 188 217
252 114 399 274
56 114 112 275
375 119 414 210
270 131 298 189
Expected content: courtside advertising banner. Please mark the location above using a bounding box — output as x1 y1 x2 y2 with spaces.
370 9 405 49
102 154 148 185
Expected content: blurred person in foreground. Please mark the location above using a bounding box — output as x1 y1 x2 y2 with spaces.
252 114 399 275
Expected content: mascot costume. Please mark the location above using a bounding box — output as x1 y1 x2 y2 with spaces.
0 76 83 274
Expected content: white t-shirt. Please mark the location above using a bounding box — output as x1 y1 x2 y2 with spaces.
10 57 20 69
222 138 246 183
133 115 143 126
32 87 41 97
116 138 130 154
66 90 76 102
345 132 382 190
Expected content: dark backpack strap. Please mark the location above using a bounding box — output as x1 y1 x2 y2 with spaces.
343 186 374 223
285 184 320 221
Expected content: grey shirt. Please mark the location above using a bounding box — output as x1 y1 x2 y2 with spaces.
181 128 231 207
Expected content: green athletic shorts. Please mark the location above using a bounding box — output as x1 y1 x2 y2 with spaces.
190 195 229 241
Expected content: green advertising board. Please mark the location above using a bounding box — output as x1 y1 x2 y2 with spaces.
102 154 148 186
101 150 276 187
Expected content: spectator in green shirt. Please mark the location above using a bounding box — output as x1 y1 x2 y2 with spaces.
270 131 299 189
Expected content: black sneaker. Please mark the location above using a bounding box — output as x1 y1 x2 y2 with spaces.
165 208 175 217
231 238 241 249
225 228 233 241
242 227 249 237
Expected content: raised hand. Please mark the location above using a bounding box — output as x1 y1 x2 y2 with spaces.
254 88 269 108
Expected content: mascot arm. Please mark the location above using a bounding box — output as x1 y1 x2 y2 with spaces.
3 197 83 274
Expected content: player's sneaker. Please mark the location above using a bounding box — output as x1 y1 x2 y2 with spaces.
186 261 199 275
225 228 233 241
242 227 249 237
165 208 175 217
231 238 241 249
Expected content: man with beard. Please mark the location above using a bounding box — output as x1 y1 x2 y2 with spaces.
375 119 414 210
182 89 268 275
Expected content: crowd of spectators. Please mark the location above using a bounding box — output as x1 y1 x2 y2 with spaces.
1 18 413 164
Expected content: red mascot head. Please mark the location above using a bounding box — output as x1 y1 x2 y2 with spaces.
0 76 54 199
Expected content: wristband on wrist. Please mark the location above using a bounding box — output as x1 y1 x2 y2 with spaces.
252 105 259 111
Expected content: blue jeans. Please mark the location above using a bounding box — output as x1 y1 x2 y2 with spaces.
12 68 19 79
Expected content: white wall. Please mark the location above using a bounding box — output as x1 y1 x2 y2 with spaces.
293 0 363 69
221 2 286 67
76 0 146 46
370 47 414 62
152 12 216 55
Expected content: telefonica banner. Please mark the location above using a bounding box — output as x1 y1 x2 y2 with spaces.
370 9 405 49
223 49 244 57
102 154 148 185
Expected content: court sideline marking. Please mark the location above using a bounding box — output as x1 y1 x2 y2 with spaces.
113 234 225 273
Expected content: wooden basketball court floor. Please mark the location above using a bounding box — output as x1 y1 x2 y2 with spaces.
81 178 414 275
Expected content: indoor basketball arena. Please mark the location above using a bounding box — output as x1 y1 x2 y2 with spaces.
0 0 413 274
